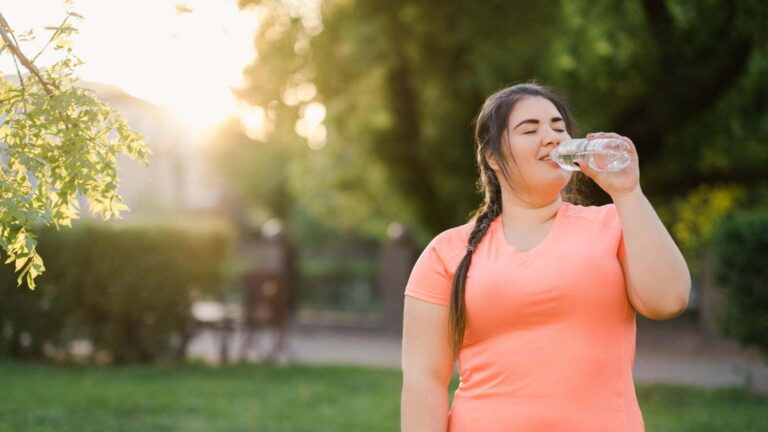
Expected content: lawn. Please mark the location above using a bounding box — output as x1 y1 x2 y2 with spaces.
0 360 766 431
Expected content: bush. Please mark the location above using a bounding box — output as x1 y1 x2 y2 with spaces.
0 220 234 364
712 209 768 359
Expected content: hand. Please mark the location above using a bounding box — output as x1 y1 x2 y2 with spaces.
576 132 641 199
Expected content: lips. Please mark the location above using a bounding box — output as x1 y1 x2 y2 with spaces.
539 155 559 167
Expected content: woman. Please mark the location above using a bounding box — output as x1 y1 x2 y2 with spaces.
400 82 691 431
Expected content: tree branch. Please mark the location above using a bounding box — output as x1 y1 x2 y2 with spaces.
9 39 26 96
31 14 72 64
0 12 55 96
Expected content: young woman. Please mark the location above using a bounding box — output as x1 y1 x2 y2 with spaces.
400 82 691 431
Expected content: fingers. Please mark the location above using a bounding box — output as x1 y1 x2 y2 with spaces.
586 132 635 153
573 154 594 177
575 160 595 179
586 132 622 140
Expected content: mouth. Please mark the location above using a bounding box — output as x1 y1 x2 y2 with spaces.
539 155 560 167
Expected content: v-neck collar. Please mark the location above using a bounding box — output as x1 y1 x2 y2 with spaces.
492 202 569 257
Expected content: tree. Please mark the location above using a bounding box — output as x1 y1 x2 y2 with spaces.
234 0 767 244
0 4 150 289
206 116 296 221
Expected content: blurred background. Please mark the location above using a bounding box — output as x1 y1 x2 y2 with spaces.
1 0 767 430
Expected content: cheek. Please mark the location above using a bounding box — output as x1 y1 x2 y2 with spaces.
509 144 538 167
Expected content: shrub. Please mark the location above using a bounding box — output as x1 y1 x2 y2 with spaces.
0 220 234 364
712 210 768 359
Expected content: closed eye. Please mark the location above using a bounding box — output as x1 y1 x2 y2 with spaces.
524 130 566 134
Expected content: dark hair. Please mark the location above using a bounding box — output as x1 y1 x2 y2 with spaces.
449 80 587 361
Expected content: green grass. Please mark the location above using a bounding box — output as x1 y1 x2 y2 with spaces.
0 360 766 431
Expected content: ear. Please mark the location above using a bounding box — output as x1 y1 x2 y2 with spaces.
485 151 500 171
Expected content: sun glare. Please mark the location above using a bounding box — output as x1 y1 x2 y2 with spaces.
239 104 269 142
1 0 261 140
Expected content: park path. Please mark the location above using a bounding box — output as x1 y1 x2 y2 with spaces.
186 313 768 391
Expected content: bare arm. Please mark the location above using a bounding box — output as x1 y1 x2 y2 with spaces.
401 295 455 432
614 188 692 320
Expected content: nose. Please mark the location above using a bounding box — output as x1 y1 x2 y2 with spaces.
543 128 560 147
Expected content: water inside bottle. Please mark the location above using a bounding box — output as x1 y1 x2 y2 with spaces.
590 150 631 171
554 151 588 171
553 139 631 172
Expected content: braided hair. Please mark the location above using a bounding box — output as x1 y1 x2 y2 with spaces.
448 81 587 361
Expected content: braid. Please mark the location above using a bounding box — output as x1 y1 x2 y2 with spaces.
449 171 502 361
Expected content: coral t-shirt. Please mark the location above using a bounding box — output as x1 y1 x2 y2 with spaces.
404 201 644 431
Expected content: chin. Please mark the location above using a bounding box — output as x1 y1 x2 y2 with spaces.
541 178 571 197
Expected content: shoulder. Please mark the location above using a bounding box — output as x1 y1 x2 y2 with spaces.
563 201 623 230
422 219 476 266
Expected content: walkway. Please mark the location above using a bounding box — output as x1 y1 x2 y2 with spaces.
185 313 768 392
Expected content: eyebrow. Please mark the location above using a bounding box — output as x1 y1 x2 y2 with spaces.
513 117 565 130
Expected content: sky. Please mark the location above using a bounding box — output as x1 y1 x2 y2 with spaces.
0 0 263 135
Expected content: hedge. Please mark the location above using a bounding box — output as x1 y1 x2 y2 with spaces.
0 220 234 364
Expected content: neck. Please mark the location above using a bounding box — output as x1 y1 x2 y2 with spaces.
499 194 563 228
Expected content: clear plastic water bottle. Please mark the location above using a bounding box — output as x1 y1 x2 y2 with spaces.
549 138 631 172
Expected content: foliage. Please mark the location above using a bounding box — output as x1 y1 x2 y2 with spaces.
0 220 234 364
712 209 768 360
206 116 297 221
656 184 747 275
230 0 768 247
0 5 150 289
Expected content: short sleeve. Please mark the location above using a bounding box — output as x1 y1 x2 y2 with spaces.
404 237 453 306
605 203 627 261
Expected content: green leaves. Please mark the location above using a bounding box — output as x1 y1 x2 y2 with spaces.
0 11 150 289
0 226 45 289
712 210 768 359
235 0 768 246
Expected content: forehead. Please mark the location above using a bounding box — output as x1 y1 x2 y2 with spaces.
508 96 561 123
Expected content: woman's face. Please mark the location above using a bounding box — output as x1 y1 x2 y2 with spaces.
489 96 573 204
